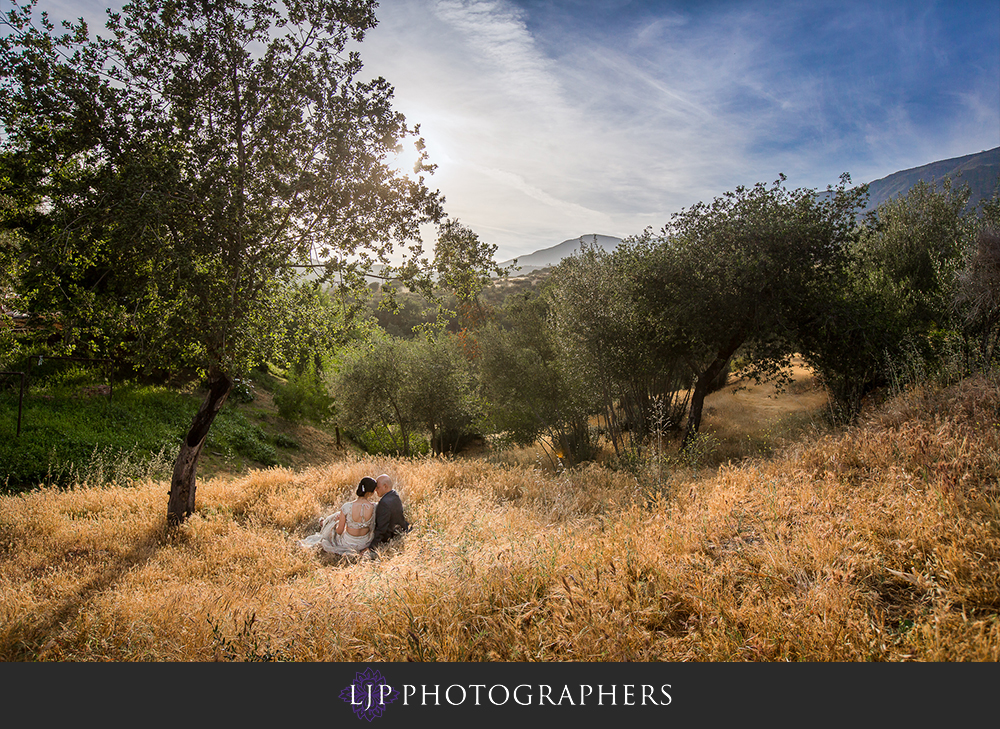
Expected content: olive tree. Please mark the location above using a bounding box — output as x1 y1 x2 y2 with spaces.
332 333 416 456
956 225 1000 368
631 175 866 444
1 0 454 524
332 330 482 456
855 179 973 329
475 291 597 468
404 332 484 455
802 179 981 418
548 242 690 460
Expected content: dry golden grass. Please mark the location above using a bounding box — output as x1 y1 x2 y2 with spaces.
696 356 832 464
2 374 999 661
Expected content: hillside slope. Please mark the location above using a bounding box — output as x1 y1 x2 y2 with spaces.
499 233 622 274
863 146 999 211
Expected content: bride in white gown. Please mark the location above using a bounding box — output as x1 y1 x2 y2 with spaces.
299 477 378 555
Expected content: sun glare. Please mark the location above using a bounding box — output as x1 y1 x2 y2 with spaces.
389 139 428 179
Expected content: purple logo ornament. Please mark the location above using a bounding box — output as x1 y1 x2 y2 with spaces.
339 667 400 721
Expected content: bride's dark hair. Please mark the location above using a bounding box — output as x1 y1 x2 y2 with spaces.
356 477 378 497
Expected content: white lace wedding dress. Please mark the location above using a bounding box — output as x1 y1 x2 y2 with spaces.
299 499 375 555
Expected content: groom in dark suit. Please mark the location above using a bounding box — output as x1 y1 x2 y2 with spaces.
369 473 410 554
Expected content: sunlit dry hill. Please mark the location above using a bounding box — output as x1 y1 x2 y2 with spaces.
2 366 997 662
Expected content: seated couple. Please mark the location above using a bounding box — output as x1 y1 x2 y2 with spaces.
299 473 410 557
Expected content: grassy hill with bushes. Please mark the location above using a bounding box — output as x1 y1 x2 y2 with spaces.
0 364 348 492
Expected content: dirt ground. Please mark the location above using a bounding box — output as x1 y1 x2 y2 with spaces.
706 356 828 422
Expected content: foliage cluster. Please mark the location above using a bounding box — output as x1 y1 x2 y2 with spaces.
272 358 335 424
539 176 998 460
332 331 483 457
0 0 503 523
331 174 999 474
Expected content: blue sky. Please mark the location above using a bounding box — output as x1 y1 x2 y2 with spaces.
35 0 1000 260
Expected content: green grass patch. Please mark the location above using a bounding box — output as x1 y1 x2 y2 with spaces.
0 381 192 491
0 378 283 492
205 411 278 467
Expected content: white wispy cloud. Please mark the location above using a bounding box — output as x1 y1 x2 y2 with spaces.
467 161 615 230
360 0 632 255
432 0 563 105
28 0 1000 260
364 0 998 258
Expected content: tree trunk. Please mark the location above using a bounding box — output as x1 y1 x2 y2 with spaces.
682 329 746 449
166 373 232 527
557 429 574 468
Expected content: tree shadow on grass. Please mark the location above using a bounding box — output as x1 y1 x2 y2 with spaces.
2 524 168 661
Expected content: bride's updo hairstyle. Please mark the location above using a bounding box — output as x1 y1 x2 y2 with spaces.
356 477 378 497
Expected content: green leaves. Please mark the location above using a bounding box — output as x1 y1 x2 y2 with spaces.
431 218 510 305
3 0 445 380
800 177 985 419
331 330 482 456
3 0 463 522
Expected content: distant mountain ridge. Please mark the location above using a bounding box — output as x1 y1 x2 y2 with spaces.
500 233 622 274
502 147 999 274
862 146 999 211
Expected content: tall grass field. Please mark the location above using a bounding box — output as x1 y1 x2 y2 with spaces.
1 374 998 661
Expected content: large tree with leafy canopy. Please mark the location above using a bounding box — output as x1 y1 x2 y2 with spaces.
803 179 988 418
630 174 867 445
1 0 454 525
474 290 597 468
548 241 691 460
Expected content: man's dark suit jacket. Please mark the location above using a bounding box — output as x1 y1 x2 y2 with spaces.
370 490 410 550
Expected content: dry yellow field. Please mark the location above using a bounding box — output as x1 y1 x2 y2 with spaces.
2 371 998 661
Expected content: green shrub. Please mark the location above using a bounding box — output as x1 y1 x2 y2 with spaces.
275 432 300 449
346 424 429 456
206 411 278 466
272 360 333 423
230 377 256 404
